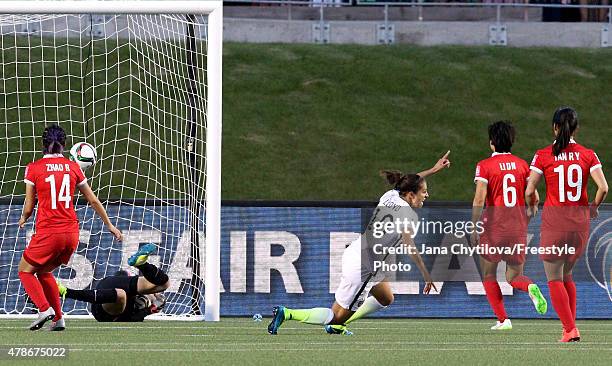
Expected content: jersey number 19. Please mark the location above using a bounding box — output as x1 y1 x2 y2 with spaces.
553 164 582 203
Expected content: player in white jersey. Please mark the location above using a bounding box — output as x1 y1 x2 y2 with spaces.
268 152 451 335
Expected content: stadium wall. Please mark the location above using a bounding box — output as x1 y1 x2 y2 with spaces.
1 202 610 318
224 19 608 47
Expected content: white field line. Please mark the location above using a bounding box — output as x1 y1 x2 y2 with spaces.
2 341 610 346
67 347 612 353
1 327 611 332
246 319 603 324
0 323 610 330
176 328 612 333
2 318 612 323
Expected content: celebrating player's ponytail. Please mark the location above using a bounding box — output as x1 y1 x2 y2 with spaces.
552 107 578 157
380 170 402 186
42 124 66 154
380 170 424 195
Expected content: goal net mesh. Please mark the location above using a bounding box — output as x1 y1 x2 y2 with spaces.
0 13 209 319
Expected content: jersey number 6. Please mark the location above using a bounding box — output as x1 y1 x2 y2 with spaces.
502 173 517 208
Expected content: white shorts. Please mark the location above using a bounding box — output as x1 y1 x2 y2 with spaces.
334 239 385 311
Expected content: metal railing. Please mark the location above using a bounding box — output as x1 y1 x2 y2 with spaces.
224 0 612 46
225 0 612 24
360 2 612 24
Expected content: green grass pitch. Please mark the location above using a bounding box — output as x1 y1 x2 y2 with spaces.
3 43 611 201
0 318 610 365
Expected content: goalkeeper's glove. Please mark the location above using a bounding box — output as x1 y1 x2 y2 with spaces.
150 293 166 314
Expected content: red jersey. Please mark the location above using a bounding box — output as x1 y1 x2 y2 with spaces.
474 152 530 233
24 154 87 234
530 140 602 230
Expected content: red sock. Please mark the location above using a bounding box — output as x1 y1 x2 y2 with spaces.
548 280 575 331
483 276 507 322
563 274 577 321
509 275 533 293
18 272 50 312
38 273 62 321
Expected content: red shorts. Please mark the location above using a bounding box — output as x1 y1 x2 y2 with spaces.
23 232 79 269
479 231 527 265
539 230 588 262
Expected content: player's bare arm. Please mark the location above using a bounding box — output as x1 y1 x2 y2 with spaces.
18 184 36 228
78 183 123 241
470 180 487 247
401 232 437 294
525 170 542 218
417 150 451 178
589 167 608 218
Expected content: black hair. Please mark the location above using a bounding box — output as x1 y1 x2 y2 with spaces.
552 106 578 157
488 120 515 153
380 170 424 195
42 124 66 154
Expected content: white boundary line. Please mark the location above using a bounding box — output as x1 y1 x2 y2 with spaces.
67 348 612 352
0 323 610 330
0 337 612 350
2 341 611 346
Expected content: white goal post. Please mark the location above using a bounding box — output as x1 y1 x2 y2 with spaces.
0 1 222 321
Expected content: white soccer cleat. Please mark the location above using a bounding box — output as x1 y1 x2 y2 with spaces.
490 318 512 330
29 307 55 331
48 317 65 331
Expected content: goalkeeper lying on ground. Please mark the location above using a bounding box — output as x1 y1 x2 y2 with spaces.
58 244 169 322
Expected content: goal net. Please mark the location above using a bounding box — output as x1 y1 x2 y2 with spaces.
0 1 222 320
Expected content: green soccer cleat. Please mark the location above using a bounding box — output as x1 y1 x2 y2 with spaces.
56 280 67 301
324 324 353 336
528 283 548 315
128 243 157 267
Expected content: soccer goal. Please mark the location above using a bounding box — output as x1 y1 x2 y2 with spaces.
0 1 222 321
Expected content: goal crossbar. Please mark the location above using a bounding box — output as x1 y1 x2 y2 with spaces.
0 1 221 15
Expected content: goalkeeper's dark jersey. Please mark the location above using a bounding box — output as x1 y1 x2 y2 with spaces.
91 275 151 322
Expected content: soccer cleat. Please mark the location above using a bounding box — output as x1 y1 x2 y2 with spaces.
56 280 67 301
48 318 65 331
29 307 55 331
559 328 581 342
528 283 548 315
267 306 286 335
324 324 353 336
490 318 512 330
128 243 156 267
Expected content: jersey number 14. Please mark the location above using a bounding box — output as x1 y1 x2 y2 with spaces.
45 174 71 209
